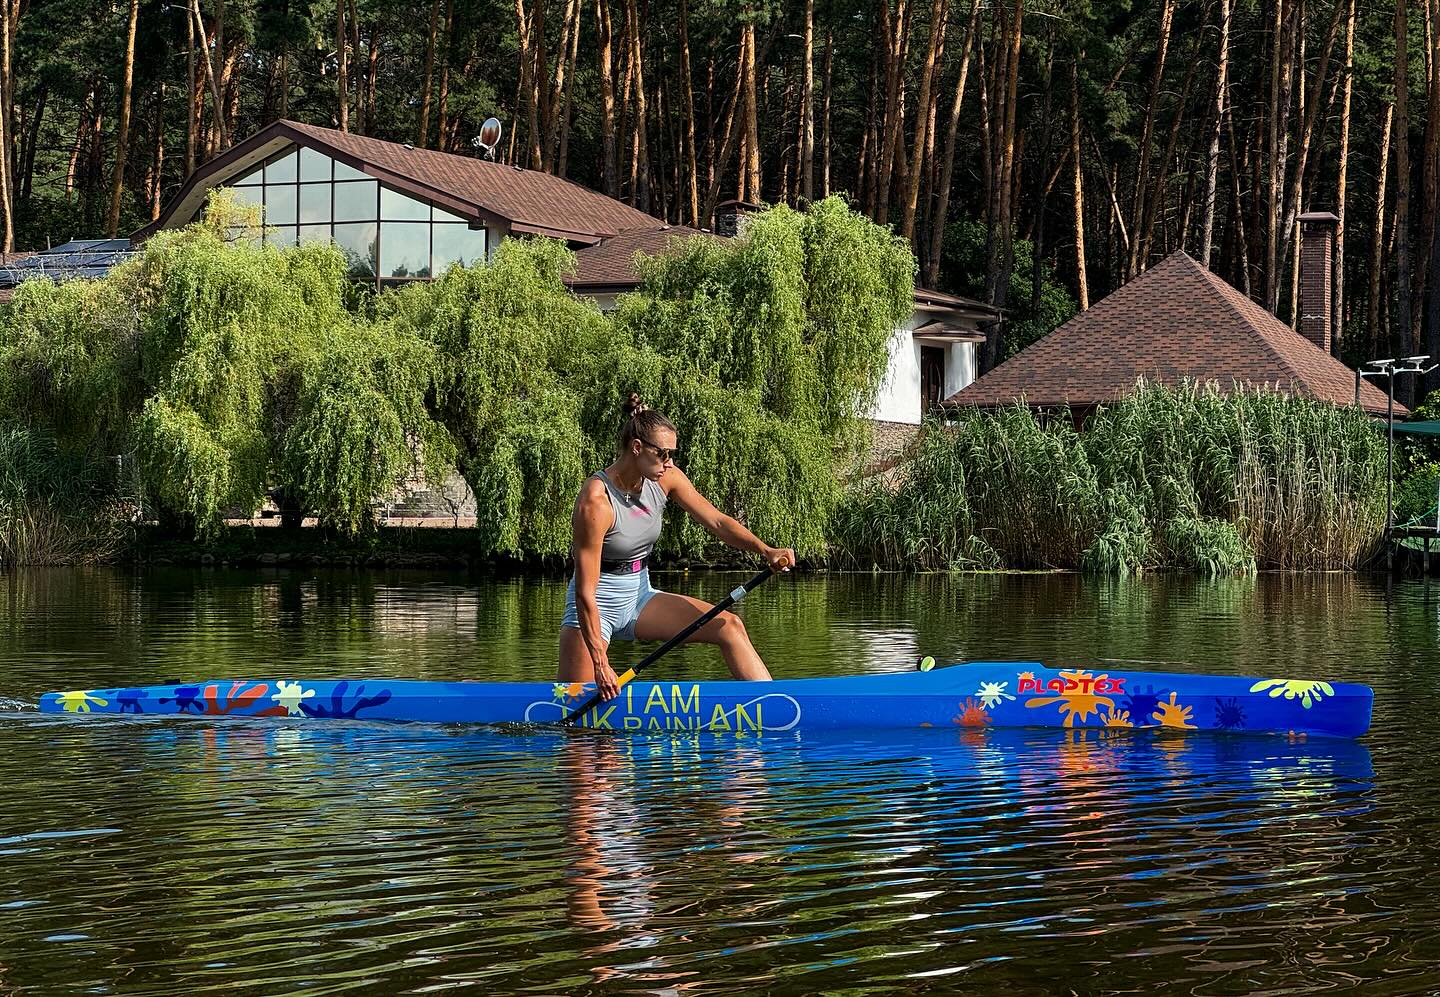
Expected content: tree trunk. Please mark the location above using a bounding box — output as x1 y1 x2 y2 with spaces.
0 0 12 251
186 6 196 174
545 0 580 167
107 0 141 238
821 30 833 197
1278 0 1346 281
1200 0 1231 268
1418 0 1440 388
983 0 1024 373
363 24 378 135
597 0 618 196
1071 60 1089 310
557 1 581 175
702 32 746 223
190 1 227 152
18 83 44 210
1127 0 1175 278
801 0 815 202
925 0 979 287
436 6 453 148
678 0 699 223
1138 19 1202 266
742 20 760 201
1369 103 1395 355
1333 0 1355 356
150 87 164 220
874 0 911 223
901 0 949 241
1395 0 1414 364
336 0 349 130
627 0 649 208
1264 0 1299 310
418 0 440 145
279 45 289 120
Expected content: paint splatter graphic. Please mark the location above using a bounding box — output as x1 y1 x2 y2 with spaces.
975 681 1016 709
1025 669 1115 728
1213 697 1247 730
201 681 288 717
952 697 991 728
54 690 109 713
272 681 316 716
1153 692 1195 729
298 681 393 720
1249 679 1335 709
1101 707 1134 728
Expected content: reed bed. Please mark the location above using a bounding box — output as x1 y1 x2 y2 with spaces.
832 381 1387 573
0 429 130 567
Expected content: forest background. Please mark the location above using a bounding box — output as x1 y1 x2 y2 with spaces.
0 0 1438 390
0 0 1431 573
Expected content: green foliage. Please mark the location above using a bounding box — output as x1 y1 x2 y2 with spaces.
833 381 1385 573
939 219 1077 360
381 236 605 555
0 192 443 538
0 426 127 565
606 196 913 556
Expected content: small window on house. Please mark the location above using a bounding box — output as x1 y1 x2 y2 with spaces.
299 147 332 182
264 185 297 226
299 184 331 224
334 181 378 223
432 225 487 274
381 187 431 222
264 149 298 183
380 221 432 278
334 222 378 277
334 159 369 182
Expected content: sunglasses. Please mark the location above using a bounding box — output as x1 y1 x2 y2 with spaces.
637 436 678 463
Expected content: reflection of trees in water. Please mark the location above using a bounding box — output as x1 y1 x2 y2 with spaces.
0 567 1418 695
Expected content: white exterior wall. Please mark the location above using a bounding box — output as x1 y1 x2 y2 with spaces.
867 314 980 425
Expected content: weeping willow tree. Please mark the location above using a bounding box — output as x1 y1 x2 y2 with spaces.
379 237 609 556
604 196 913 556
0 191 447 536
834 381 1388 573
381 196 913 560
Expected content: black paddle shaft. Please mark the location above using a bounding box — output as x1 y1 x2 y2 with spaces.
564 566 776 725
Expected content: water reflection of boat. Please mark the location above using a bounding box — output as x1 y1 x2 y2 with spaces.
38 661 1373 738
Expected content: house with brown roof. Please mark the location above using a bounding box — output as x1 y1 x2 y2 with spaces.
946 215 1398 418
3 120 998 437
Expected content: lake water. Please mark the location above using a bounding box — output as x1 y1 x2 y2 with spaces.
1 568 1437 994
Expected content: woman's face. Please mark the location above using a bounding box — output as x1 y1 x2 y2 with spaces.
630 427 678 480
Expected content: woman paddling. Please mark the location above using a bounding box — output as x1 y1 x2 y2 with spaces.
559 394 794 700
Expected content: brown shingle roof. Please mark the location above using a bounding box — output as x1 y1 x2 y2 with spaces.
568 225 716 290
141 120 660 244
946 251 1398 416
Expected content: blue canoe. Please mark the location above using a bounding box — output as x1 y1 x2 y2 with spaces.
38 662 1372 738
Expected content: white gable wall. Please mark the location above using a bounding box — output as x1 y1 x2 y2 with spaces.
868 314 980 425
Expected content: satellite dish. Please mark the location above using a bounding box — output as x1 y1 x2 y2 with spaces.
475 117 502 159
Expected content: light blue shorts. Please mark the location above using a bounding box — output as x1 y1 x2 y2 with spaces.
561 569 664 643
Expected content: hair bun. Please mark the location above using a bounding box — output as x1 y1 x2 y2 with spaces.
623 392 648 418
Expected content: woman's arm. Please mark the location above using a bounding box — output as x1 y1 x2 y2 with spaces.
663 468 795 571
572 480 621 698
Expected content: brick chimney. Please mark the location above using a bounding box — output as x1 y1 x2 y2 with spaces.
1298 211 1340 352
713 199 761 238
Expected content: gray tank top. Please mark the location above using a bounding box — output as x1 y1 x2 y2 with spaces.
594 470 667 566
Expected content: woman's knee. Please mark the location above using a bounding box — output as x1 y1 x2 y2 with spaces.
708 610 748 644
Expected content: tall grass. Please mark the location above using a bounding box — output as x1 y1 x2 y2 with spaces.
831 381 1387 573
0 429 129 566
